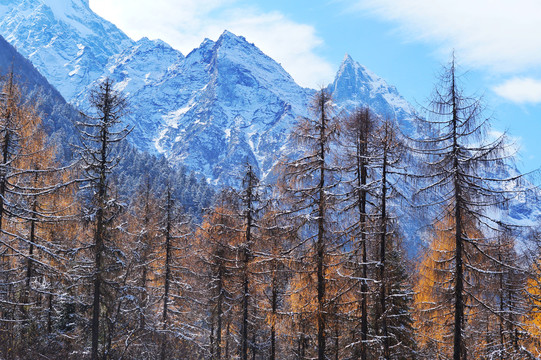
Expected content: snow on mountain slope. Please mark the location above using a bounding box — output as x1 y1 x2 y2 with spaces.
92 37 184 96
327 54 416 132
72 36 186 150
0 0 416 184
0 0 537 253
109 30 314 184
0 0 134 99
75 30 416 185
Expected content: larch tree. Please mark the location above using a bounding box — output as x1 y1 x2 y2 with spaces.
281 89 340 360
199 189 244 360
157 183 196 359
256 201 293 360
239 164 261 360
411 56 525 360
0 72 75 358
372 119 416 360
339 107 378 360
124 177 162 357
75 78 130 360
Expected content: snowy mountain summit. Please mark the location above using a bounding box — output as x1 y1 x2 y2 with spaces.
0 0 133 99
80 31 414 184
329 54 414 120
0 1 414 185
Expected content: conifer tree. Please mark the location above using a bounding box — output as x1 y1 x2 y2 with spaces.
257 202 293 360
412 56 524 360
340 107 378 359
199 189 243 359
281 89 339 360
240 164 260 360
0 72 75 358
372 119 416 360
75 78 130 360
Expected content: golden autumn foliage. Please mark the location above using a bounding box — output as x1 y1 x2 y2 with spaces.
1 67 540 360
524 260 541 357
413 214 487 359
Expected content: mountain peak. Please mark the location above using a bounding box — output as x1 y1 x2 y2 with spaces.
337 53 367 76
0 0 134 99
328 54 414 123
217 30 250 47
342 53 354 64
135 37 177 54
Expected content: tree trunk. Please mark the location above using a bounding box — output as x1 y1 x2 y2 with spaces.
160 191 173 360
317 93 327 360
379 127 390 360
451 67 465 360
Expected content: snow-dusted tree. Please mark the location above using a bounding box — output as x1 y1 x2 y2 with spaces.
338 109 416 359
239 164 260 360
196 166 266 359
481 232 529 359
159 186 175 360
411 56 525 360
75 78 131 360
339 107 378 360
155 182 201 359
256 201 293 360
199 189 244 359
281 89 340 360
371 119 416 360
126 177 162 356
0 72 76 358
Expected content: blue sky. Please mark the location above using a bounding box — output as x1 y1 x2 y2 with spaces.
89 0 541 172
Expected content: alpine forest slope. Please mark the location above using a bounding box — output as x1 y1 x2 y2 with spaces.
0 33 214 216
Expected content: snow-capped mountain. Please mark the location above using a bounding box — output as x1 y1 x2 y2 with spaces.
0 0 538 253
78 31 414 184
327 54 415 132
86 31 317 184
0 0 134 99
0 0 415 184
91 37 184 98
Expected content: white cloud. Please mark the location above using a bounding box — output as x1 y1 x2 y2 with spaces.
89 0 334 88
493 78 541 104
353 0 541 73
488 129 522 156
351 0 541 104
